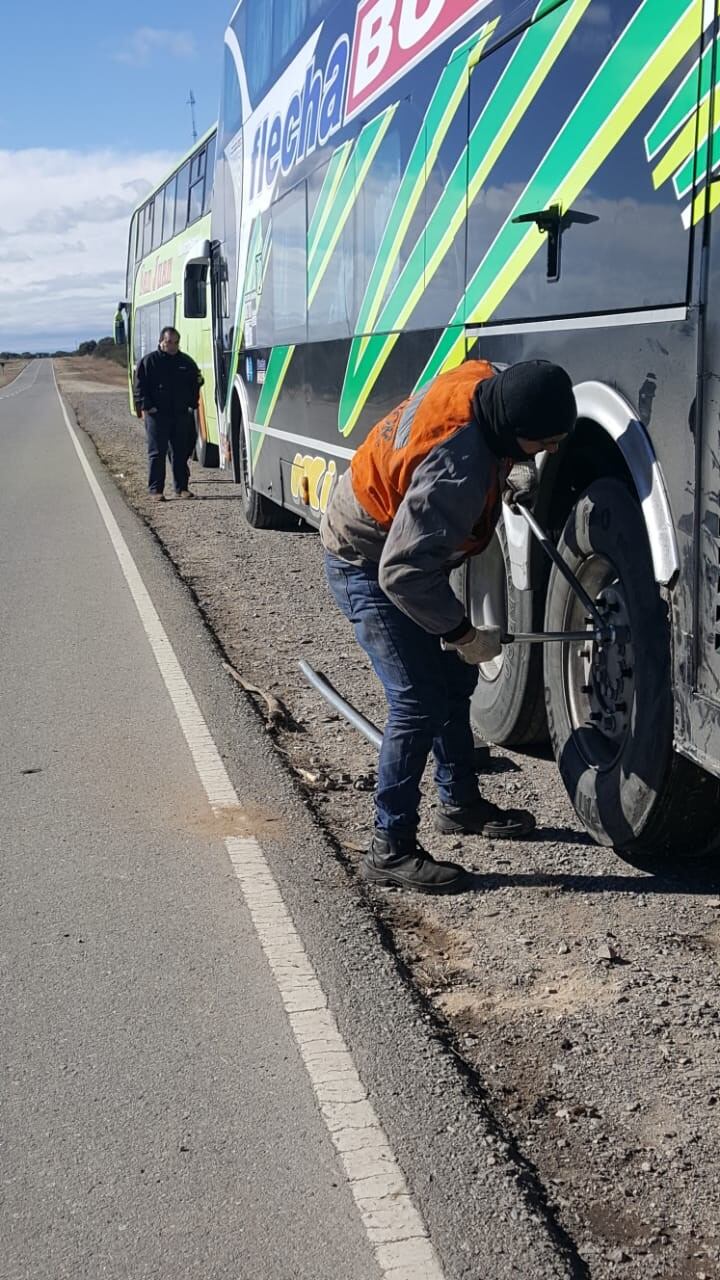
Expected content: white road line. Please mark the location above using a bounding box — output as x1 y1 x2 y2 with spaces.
52 365 446 1280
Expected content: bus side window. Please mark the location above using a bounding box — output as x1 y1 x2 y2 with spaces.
203 136 216 216
188 149 206 225
162 176 176 243
240 0 272 102
142 200 155 258
175 162 191 235
260 182 307 345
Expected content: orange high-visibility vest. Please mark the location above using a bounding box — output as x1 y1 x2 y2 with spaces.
350 360 500 552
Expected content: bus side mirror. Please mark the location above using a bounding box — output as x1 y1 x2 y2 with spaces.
184 241 211 319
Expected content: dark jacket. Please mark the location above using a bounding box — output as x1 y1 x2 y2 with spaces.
133 349 203 418
320 361 508 638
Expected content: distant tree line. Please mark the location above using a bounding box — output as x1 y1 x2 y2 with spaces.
0 337 126 364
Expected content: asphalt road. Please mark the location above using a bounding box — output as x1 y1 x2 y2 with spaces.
0 363 574 1280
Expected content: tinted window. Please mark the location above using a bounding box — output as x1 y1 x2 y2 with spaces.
151 194 163 250
162 176 176 242
175 162 190 234
262 182 307 344
142 201 155 258
203 136 216 215
134 296 176 362
464 0 702 321
221 44 243 145
241 0 272 102
189 148 206 224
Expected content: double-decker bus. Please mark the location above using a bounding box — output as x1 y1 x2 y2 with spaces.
183 0 720 871
125 125 220 467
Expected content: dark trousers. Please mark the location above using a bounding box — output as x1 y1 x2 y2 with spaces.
324 552 480 838
144 411 194 494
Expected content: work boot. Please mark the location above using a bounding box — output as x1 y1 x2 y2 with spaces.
436 797 535 839
176 489 195 499
360 832 469 894
149 492 165 502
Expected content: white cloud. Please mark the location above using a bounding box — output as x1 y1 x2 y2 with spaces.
114 27 196 65
0 147 177 350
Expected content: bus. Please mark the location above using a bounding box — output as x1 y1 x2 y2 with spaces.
183 0 720 872
125 125 220 467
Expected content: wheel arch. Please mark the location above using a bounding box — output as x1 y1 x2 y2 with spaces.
506 379 680 592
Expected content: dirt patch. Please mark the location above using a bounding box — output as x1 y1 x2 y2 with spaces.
182 803 287 842
55 356 128 391
0 360 29 388
65 387 720 1280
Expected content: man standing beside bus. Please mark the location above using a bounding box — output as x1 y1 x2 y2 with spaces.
321 359 577 893
133 326 203 501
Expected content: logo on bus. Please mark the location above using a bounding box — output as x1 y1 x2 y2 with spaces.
139 257 173 296
346 0 493 121
249 36 350 202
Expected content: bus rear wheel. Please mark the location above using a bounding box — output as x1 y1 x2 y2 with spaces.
544 478 720 874
195 429 219 469
468 521 547 746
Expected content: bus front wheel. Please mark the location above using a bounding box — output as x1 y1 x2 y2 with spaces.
544 478 720 874
235 419 285 530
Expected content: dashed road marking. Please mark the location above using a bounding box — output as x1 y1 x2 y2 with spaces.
53 365 446 1280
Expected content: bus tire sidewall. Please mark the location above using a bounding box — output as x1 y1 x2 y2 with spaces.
195 429 219 469
468 521 547 746
544 478 673 849
235 417 285 530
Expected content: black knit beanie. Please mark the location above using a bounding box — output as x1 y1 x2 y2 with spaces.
472 360 577 461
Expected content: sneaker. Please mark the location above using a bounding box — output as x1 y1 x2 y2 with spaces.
360 832 469 894
149 492 165 502
176 489 195 499
435 797 535 840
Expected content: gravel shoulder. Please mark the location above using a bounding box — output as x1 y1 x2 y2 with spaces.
61 374 720 1280
0 360 29 388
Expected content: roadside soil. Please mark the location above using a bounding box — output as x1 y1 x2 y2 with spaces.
59 366 720 1280
0 360 28 388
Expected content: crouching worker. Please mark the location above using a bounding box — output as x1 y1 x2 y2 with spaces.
320 360 577 893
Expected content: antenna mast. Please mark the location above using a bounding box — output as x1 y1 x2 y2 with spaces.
187 90 198 143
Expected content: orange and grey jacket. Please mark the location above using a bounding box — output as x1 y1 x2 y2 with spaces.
321 360 509 639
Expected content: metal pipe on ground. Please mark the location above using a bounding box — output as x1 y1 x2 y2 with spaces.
298 660 491 766
298 660 383 750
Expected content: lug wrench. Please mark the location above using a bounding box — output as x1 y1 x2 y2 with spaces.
501 504 619 647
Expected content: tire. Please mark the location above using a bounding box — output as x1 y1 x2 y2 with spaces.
467 520 547 746
195 430 219 469
235 417 286 530
544 478 720 873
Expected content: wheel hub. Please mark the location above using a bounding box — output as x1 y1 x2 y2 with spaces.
565 559 635 760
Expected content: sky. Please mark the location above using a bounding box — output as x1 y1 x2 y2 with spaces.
0 2 229 352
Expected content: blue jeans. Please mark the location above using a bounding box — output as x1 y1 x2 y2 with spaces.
144 411 194 494
324 552 480 839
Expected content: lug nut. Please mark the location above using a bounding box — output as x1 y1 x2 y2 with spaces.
581 683 593 694
621 667 633 678
589 711 602 722
615 701 627 713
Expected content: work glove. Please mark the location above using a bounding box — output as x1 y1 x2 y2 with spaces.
444 625 503 664
504 459 538 510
